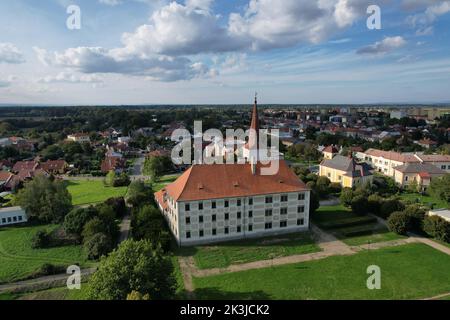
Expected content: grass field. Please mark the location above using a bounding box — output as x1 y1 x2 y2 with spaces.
313 205 405 246
178 232 320 270
0 225 92 284
399 192 448 209
193 243 450 300
66 180 128 206
153 174 180 192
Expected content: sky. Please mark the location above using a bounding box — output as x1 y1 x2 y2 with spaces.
0 0 450 105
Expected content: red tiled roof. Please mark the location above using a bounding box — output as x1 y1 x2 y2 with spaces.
364 149 419 163
155 160 308 202
0 171 13 182
101 156 125 173
40 160 68 172
12 161 39 172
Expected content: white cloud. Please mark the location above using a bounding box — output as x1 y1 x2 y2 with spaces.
38 72 103 84
228 0 373 50
406 1 450 35
0 43 25 64
34 46 212 82
120 1 244 56
357 36 407 56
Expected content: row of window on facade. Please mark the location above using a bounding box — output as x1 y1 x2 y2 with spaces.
185 206 305 225
185 219 306 239
1 216 23 225
184 193 306 212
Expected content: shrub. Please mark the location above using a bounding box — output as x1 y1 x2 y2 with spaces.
379 199 405 219
423 215 450 242
351 195 368 216
340 188 353 207
387 211 412 235
404 205 426 233
84 233 113 260
329 182 342 194
31 230 52 249
367 194 383 215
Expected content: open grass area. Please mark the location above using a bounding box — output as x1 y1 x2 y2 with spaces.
0 224 92 284
15 284 91 300
313 205 405 246
66 180 128 206
399 192 448 209
178 232 320 270
193 243 450 300
153 174 181 192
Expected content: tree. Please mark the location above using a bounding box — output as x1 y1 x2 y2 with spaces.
429 174 450 204
127 291 150 300
309 190 320 216
132 205 171 251
367 194 383 215
126 180 154 208
423 215 450 242
105 171 116 187
17 175 72 223
315 176 331 196
104 197 127 218
407 180 420 193
87 240 176 300
32 230 52 249
42 144 64 160
64 207 97 237
143 157 165 181
84 233 113 260
387 211 412 235
403 205 426 233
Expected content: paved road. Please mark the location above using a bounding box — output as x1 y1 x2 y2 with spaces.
0 268 96 294
118 215 131 243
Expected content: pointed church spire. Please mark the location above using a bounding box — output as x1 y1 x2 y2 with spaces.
249 92 260 149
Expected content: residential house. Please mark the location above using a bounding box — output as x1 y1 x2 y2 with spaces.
393 162 446 191
67 133 90 143
319 155 373 188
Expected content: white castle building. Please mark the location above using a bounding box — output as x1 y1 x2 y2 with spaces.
155 97 310 246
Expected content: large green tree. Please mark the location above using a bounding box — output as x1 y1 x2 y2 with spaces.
429 174 450 204
87 239 176 300
126 180 154 208
17 175 72 223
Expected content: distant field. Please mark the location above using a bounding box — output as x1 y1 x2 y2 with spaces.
66 180 128 206
400 192 448 209
194 243 450 300
153 174 180 192
179 232 320 270
0 225 91 284
313 205 405 246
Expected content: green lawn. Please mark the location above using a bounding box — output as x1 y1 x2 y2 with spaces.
15 284 91 300
66 180 128 206
399 192 448 209
0 225 92 284
178 232 320 270
313 205 405 246
193 243 450 300
153 174 181 192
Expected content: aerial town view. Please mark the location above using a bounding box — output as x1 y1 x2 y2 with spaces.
1 0 450 313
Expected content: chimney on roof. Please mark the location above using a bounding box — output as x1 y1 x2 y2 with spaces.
251 160 256 175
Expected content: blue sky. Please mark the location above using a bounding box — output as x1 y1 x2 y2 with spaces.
0 0 450 105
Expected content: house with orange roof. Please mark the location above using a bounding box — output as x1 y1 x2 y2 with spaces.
154 96 310 246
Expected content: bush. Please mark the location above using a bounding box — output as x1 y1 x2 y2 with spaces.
404 205 426 233
113 172 131 187
340 188 353 207
84 233 113 260
379 199 405 219
329 182 342 194
351 195 368 216
423 215 450 242
31 230 52 249
367 194 383 215
387 211 412 235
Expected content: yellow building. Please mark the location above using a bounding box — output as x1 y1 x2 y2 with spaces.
319 155 373 188
322 145 339 160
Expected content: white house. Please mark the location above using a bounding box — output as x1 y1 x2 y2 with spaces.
428 209 450 223
0 206 27 227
